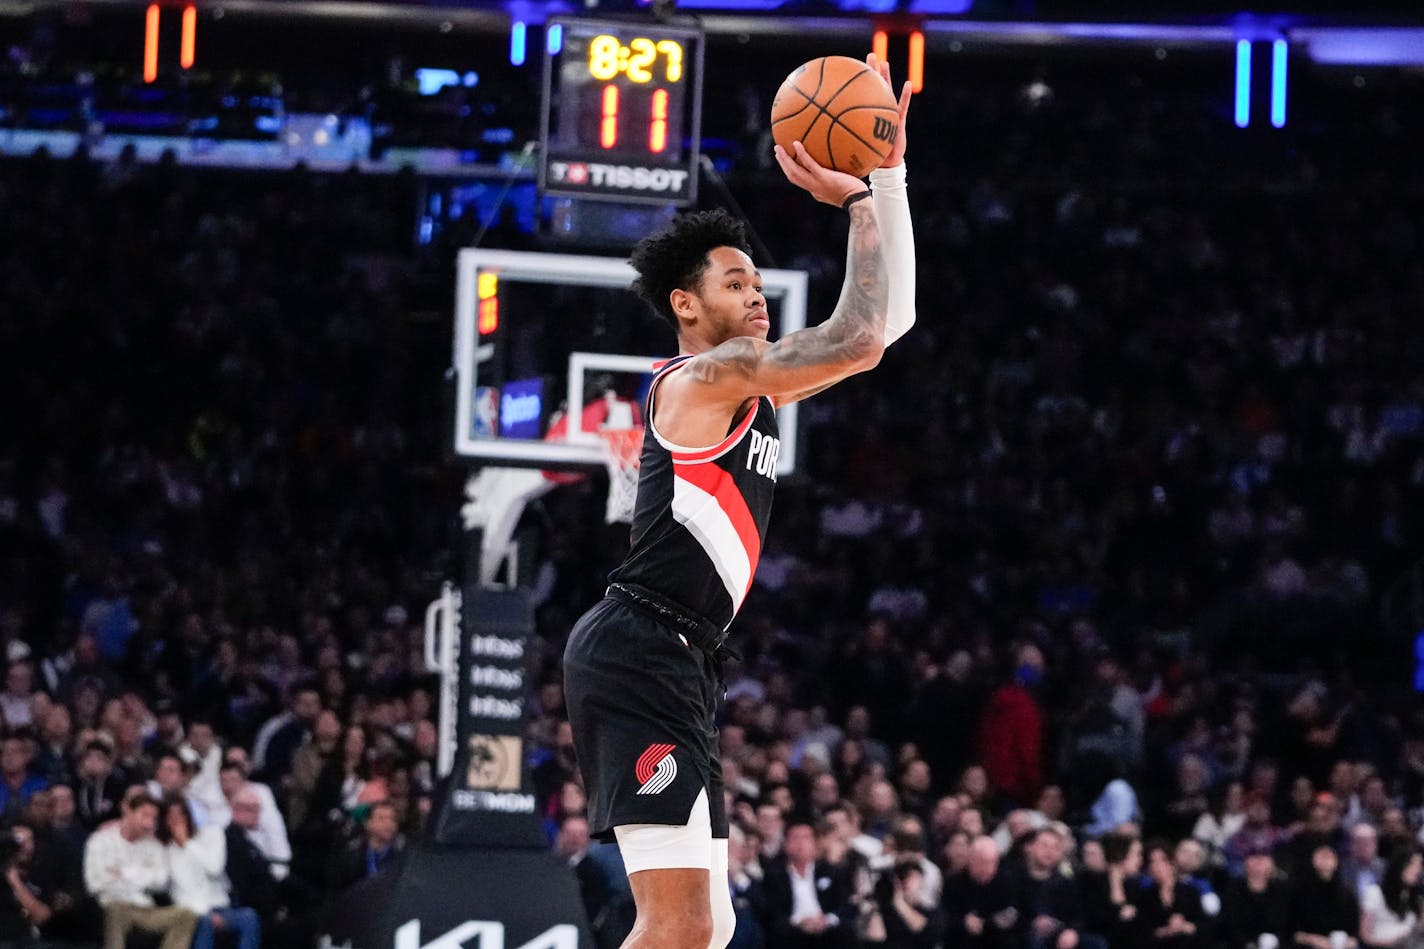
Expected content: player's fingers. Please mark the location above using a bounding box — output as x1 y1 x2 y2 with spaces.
898 80 913 119
791 140 826 173
775 143 813 184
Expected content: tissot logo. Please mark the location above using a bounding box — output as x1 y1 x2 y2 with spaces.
549 162 690 193
872 116 898 144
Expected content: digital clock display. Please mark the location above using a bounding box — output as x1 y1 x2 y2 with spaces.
539 19 704 206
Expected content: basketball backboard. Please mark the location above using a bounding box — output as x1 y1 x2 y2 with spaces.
452 247 806 477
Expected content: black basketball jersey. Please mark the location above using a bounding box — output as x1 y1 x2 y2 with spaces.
608 355 781 631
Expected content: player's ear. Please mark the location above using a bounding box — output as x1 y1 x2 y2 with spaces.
669 288 697 325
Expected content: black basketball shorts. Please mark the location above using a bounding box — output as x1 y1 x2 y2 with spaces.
563 594 728 842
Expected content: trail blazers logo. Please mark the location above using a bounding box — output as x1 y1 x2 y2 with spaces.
635 743 678 795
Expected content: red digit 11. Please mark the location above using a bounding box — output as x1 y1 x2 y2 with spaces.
600 85 619 149
599 85 670 154
649 89 668 154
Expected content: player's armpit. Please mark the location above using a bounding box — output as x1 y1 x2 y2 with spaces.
774 378 846 407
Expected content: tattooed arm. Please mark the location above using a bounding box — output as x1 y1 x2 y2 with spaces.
672 155 888 412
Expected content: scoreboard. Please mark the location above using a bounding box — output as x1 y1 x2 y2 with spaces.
539 19 704 206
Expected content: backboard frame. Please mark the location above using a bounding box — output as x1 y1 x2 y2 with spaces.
453 248 805 476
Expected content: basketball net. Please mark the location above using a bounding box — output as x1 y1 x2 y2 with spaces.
462 395 642 586
599 426 643 524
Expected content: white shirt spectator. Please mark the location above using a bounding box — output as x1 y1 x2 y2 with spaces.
166 827 230 914
83 823 169 907
1360 883 1416 946
181 742 226 819
787 862 822 924
243 781 292 881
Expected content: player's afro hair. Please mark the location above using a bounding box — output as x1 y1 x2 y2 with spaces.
629 209 753 330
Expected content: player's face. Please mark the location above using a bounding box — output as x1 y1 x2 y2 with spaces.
694 246 768 343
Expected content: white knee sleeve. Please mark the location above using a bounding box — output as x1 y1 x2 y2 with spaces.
708 838 735 949
615 788 714 874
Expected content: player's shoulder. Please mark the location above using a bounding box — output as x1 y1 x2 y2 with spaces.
679 337 771 385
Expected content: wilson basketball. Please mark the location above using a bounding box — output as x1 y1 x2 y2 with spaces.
771 56 899 176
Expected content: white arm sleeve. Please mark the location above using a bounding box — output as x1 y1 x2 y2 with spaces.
867 162 915 346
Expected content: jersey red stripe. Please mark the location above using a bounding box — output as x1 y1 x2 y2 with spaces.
673 462 762 595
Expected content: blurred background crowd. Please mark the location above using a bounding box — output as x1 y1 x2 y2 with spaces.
5 10 1424 949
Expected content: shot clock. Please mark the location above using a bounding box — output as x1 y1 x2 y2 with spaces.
539 19 704 205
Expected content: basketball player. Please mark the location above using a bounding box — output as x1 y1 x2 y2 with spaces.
563 56 914 949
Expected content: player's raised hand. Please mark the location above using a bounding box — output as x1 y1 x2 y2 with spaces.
865 53 912 168
773 141 870 208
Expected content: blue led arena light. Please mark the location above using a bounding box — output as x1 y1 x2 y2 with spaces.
1271 39 1288 128
510 21 527 67
546 23 563 56
1235 39 1251 128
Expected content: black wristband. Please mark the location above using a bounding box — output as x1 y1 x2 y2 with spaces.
842 190 872 211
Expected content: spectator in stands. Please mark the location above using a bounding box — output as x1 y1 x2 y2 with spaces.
32 704 73 785
288 708 343 831
1 821 55 941
763 820 855 949
0 734 46 823
45 784 87 858
861 858 945 949
1174 839 1222 926
220 760 292 879
147 751 209 826
72 740 123 830
943 835 1018 948
1082 832 1141 947
160 794 260 949
557 814 631 949
1222 845 1289 949
146 700 186 756
1134 838 1206 947
0 661 36 729
978 645 1046 808
1193 782 1247 865
222 788 281 924
251 681 320 786
181 719 226 823
880 816 943 906
1009 825 1097 949
82 791 197 949
326 799 406 893
1225 793 1289 877
1343 823 1388 901
1358 849 1423 949
1287 842 1359 949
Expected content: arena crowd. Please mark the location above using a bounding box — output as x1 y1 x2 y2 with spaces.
4 49 1424 949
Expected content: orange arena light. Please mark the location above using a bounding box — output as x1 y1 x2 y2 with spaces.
143 4 160 83
872 30 888 66
181 6 197 70
909 30 924 92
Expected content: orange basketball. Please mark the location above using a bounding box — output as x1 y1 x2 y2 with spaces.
770 56 899 176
